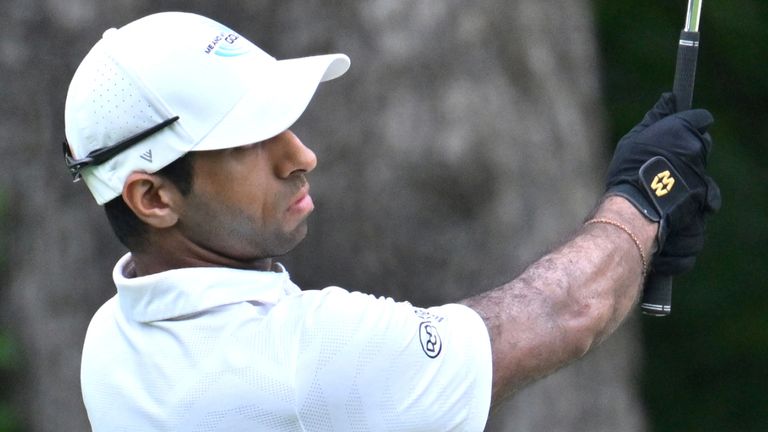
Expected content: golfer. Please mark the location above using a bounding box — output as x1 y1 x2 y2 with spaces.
64 12 719 431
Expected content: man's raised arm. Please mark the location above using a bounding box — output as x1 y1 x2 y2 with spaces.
462 196 655 403
461 93 721 406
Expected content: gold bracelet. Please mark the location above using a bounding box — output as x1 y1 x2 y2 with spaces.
584 218 648 277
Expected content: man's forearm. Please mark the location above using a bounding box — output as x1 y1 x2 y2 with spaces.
460 196 658 405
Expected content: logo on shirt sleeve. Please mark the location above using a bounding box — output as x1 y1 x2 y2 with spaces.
419 322 442 359
413 308 445 323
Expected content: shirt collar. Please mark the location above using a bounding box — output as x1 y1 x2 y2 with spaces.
113 253 301 323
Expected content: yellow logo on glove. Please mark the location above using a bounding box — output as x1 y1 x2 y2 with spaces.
651 170 675 197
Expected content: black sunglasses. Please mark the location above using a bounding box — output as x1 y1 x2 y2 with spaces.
63 116 180 182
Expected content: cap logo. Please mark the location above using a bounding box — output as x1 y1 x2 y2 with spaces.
204 31 251 57
140 149 153 162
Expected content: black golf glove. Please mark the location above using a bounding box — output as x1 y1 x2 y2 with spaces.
605 93 721 276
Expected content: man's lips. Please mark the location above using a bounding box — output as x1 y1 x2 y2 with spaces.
288 185 314 214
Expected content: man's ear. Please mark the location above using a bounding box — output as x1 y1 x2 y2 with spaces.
122 172 181 229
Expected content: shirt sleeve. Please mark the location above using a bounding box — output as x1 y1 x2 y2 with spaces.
287 286 492 432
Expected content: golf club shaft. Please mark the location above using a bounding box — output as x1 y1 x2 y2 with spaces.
640 0 702 316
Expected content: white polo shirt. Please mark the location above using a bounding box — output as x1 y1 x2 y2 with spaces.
81 253 492 431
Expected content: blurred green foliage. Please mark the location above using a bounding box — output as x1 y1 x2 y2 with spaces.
593 0 768 430
0 331 21 432
0 189 21 431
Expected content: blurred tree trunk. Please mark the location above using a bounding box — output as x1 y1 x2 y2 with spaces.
0 0 645 431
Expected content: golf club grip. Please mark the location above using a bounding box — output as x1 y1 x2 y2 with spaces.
640 30 700 317
672 30 700 111
641 273 674 316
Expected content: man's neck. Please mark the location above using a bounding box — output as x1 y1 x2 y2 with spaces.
128 234 275 277
128 252 276 277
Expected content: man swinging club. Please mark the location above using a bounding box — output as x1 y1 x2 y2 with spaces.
63 11 720 432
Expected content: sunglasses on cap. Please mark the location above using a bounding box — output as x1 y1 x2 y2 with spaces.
63 116 179 182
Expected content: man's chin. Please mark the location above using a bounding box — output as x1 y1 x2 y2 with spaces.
271 220 309 257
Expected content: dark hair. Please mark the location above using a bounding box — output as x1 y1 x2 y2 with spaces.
104 152 195 251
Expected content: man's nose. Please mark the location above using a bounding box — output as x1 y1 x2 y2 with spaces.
272 130 317 178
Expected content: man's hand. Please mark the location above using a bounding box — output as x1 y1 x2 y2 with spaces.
605 93 721 276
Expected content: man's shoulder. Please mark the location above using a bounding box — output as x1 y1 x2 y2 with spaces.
82 296 122 352
87 295 120 329
284 286 410 321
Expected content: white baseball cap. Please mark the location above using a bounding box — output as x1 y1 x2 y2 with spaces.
64 11 350 205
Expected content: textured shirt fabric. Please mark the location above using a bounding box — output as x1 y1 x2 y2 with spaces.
81 253 493 431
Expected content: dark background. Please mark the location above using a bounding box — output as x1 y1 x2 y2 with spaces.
594 0 768 430
1 0 766 431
